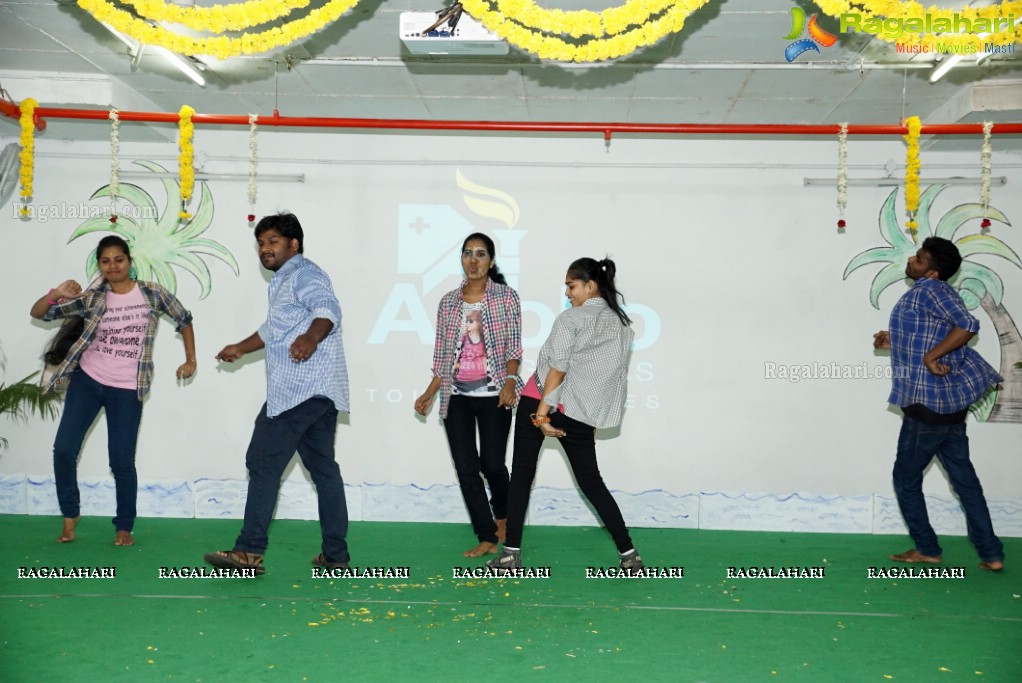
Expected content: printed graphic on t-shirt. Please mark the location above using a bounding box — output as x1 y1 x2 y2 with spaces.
80 287 150 390
452 303 498 396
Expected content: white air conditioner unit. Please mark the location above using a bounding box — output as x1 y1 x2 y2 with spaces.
399 11 509 56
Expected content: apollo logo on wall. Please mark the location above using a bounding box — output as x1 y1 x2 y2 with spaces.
367 168 662 354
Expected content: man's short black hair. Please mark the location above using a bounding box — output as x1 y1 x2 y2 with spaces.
921 236 962 281
254 213 304 253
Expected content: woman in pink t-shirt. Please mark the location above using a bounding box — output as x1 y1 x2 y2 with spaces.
31 236 196 546
415 233 523 558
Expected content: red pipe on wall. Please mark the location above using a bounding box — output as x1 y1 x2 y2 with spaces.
3 99 1022 138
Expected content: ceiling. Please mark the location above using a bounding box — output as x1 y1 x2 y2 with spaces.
1 0 1021 150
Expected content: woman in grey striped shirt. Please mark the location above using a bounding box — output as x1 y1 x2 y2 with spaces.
488 257 644 573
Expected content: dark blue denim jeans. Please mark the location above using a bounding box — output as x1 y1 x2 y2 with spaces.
52 369 143 531
893 417 1004 562
442 394 512 544
504 396 634 553
234 397 349 563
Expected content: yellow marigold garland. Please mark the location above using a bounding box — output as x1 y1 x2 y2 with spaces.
492 0 680 39
903 115 921 236
18 98 38 218
120 0 310 34
812 1 1022 48
179 105 195 221
463 0 709 61
77 0 362 60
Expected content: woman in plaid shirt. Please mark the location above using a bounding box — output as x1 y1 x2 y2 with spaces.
415 233 523 558
488 257 644 573
31 236 196 547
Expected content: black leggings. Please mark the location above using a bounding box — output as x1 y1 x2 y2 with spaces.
504 396 634 553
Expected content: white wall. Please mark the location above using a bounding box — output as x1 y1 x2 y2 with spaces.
1 129 1019 535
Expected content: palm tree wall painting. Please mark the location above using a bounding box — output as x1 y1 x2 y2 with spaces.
844 185 1022 424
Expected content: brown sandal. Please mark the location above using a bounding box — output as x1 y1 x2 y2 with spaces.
204 550 265 575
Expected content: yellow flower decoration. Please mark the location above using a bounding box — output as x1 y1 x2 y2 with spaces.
903 115 921 236
120 0 310 34
77 0 362 60
18 98 38 218
492 0 678 38
812 1 1022 48
462 0 710 62
179 105 195 221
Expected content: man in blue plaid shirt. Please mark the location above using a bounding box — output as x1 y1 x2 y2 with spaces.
873 237 1004 571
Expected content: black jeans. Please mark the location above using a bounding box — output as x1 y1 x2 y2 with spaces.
443 394 512 544
505 396 634 553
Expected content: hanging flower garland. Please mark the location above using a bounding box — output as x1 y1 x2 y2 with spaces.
248 113 258 224
462 0 708 62
178 104 195 221
836 122 848 231
78 0 363 60
903 115 921 236
17 98 38 218
489 0 679 39
109 108 120 223
120 0 310 33
980 120 993 230
812 1 1022 49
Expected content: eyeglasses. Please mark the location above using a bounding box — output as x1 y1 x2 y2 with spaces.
462 249 490 259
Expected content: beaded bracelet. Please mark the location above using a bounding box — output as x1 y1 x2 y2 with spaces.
530 413 551 427
46 288 66 305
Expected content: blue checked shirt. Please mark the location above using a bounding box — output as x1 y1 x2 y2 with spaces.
258 254 349 418
888 277 1002 413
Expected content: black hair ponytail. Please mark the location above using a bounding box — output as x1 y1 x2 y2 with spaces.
566 256 631 326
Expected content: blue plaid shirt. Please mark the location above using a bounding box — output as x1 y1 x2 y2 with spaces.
258 254 349 418
888 277 1002 413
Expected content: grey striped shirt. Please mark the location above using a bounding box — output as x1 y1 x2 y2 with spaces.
535 297 633 429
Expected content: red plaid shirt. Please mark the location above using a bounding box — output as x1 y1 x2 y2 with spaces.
430 278 523 418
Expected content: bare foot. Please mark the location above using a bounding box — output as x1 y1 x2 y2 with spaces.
979 560 1004 572
463 542 498 558
495 518 506 543
114 530 135 546
56 516 80 543
889 548 941 564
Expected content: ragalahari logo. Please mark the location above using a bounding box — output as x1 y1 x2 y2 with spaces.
783 7 838 62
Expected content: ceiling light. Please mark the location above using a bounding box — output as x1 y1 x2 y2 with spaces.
929 54 965 83
100 21 205 87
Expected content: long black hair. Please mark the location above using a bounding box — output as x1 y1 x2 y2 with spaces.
566 257 631 326
462 232 507 285
43 236 132 366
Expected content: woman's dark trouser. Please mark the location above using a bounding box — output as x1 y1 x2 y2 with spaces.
52 369 143 532
504 396 634 553
443 394 512 544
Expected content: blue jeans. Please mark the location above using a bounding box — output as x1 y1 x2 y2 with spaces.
443 394 511 544
234 398 349 563
893 417 1004 562
52 369 143 531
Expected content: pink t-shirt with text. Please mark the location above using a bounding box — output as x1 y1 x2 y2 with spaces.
79 285 149 390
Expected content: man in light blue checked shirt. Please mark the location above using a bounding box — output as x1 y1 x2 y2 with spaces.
205 213 350 576
873 236 1003 572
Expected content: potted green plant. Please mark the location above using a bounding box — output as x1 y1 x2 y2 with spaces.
0 343 61 450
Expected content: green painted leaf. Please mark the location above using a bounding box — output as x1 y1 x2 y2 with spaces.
869 262 909 309
187 238 240 274
168 251 212 299
843 247 898 280
957 233 1022 269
